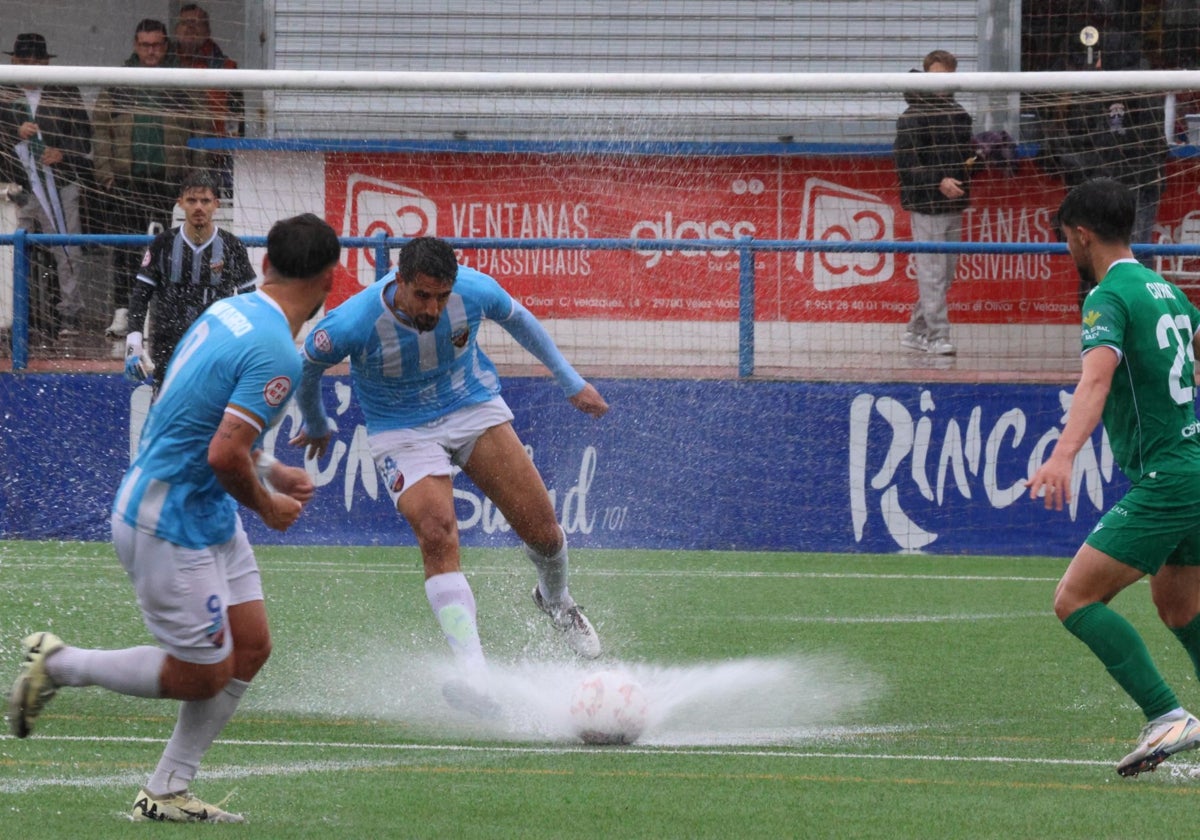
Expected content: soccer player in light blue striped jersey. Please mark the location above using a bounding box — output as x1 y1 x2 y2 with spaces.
291 236 608 717
7 213 340 823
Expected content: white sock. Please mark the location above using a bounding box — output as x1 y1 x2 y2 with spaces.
46 645 164 698
525 527 570 605
425 571 488 674
147 678 249 796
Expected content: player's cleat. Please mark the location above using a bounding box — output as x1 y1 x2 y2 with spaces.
7 631 64 738
900 332 928 352
131 787 245 823
532 586 602 659
441 679 503 720
926 337 957 356
1116 712 1200 777
105 308 129 339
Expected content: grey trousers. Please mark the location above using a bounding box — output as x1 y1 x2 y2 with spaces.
18 179 84 321
906 210 961 341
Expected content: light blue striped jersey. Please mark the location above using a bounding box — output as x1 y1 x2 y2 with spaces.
113 291 300 549
302 266 517 430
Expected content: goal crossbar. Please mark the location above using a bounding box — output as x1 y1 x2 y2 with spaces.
0 66 1197 94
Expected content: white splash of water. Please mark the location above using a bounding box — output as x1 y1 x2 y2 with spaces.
255 650 881 747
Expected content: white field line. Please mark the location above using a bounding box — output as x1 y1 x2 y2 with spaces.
779 611 1050 623
0 555 1063 584
0 732 1133 794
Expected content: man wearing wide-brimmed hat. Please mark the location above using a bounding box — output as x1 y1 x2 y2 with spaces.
0 33 93 338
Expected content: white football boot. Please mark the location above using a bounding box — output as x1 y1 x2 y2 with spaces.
532 587 601 659
1117 711 1200 777
7 631 64 738
132 788 245 823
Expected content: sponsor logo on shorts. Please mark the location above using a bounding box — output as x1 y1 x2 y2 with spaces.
382 455 405 493
313 328 332 354
263 375 291 407
205 594 226 648
451 326 470 348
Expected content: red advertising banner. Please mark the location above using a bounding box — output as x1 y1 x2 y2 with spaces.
325 153 1200 325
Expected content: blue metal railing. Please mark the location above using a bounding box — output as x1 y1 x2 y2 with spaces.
6 231 1200 374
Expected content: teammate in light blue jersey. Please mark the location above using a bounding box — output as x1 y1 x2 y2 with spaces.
292 236 609 717
114 289 301 548
8 214 340 823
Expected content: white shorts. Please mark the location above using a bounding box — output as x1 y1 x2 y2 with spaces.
111 513 264 665
369 397 515 506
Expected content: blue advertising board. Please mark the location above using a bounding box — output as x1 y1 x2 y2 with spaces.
0 374 1120 556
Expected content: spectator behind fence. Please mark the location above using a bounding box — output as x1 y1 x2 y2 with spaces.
894 49 974 358
123 170 257 395
1036 33 1168 300
0 33 93 340
171 3 243 186
93 19 199 341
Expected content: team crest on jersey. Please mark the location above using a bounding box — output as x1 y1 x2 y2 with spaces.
210 259 225 275
451 326 470 348
140 250 152 268
263 375 292 407
313 328 333 354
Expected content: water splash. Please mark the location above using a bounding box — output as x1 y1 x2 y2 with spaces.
254 649 881 746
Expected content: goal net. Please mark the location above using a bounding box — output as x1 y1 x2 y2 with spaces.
2 63 1198 378
3 3 1200 555
0 1 1197 381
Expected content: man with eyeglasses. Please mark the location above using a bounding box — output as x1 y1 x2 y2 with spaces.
93 19 200 341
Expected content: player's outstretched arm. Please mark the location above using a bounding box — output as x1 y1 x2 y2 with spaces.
569 383 609 418
499 300 591 395
290 359 334 459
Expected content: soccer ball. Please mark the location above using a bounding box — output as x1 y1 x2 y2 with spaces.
568 670 649 745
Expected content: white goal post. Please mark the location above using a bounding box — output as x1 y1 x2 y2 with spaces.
0 66 1199 93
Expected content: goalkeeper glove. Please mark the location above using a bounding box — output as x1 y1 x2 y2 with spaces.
123 332 150 385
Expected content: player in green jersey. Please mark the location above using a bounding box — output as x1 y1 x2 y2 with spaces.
1028 177 1200 777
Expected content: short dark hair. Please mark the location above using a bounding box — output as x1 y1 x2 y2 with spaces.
135 18 168 37
1057 177 1135 245
179 4 210 25
177 169 219 197
267 213 341 281
923 49 957 71
396 236 458 285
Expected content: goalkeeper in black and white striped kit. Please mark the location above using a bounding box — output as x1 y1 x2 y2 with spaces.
122 169 256 392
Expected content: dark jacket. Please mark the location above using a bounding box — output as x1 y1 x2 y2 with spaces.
1040 91 1167 192
894 90 974 215
0 84 93 188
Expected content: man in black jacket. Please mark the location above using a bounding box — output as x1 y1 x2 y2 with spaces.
0 33 93 338
894 49 974 357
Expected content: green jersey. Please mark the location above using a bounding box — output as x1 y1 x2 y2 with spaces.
1080 260 1200 482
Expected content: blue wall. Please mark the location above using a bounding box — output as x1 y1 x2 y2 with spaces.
0 374 1118 556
